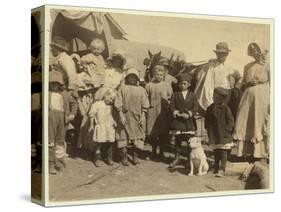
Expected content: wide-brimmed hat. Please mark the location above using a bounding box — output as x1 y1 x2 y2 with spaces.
50 36 69 52
177 73 192 83
49 70 64 85
213 42 231 53
214 87 229 97
125 68 140 81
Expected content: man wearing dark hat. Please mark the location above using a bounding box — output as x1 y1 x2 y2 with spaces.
194 42 241 115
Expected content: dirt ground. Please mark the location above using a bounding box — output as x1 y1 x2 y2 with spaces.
43 143 246 202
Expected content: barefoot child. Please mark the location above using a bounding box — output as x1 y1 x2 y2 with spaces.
168 74 199 169
88 89 117 167
115 68 150 166
145 65 173 161
205 87 234 177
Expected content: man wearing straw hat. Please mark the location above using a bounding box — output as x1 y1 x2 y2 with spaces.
194 42 241 115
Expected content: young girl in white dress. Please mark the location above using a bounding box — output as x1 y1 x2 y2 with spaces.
88 88 117 167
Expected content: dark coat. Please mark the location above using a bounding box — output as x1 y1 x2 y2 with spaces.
170 91 198 131
205 103 234 145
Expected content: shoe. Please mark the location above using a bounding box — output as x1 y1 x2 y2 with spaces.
150 152 158 161
215 170 225 177
120 148 129 166
106 158 114 166
34 164 42 173
55 158 66 171
106 144 114 166
49 164 57 175
168 152 180 168
94 160 101 167
93 153 101 167
132 151 140 165
159 151 166 162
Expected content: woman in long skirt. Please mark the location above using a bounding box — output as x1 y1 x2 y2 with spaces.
233 43 270 161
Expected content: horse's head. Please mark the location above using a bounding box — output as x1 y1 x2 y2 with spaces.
168 54 199 77
143 50 162 82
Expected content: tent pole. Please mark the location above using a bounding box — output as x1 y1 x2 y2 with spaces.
74 37 80 52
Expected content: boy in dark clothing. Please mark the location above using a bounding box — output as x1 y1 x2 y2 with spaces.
205 87 234 177
168 74 199 169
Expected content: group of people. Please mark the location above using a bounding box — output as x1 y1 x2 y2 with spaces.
31 36 270 178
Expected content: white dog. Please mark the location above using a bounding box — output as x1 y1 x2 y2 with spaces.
188 137 209 176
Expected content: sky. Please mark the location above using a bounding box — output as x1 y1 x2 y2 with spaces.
111 12 270 72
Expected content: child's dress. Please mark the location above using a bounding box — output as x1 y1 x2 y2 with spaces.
114 85 150 149
80 54 105 88
88 101 116 143
145 81 172 137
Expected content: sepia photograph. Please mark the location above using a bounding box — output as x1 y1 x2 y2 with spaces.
31 5 274 206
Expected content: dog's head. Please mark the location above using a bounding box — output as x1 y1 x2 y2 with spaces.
188 137 203 149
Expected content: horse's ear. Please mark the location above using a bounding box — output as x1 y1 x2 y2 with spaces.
148 50 152 58
158 51 161 56
170 53 174 62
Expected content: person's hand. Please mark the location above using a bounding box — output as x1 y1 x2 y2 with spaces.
67 114 75 122
232 87 240 98
248 80 257 86
88 125 94 133
173 110 180 118
181 113 190 120
119 112 127 126
140 112 146 128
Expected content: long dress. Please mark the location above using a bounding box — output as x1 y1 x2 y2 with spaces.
145 81 172 137
233 61 270 158
114 85 150 149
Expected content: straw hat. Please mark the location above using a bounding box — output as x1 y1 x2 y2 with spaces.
213 42 231 53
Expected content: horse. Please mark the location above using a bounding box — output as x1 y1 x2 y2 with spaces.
143 50 208 92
